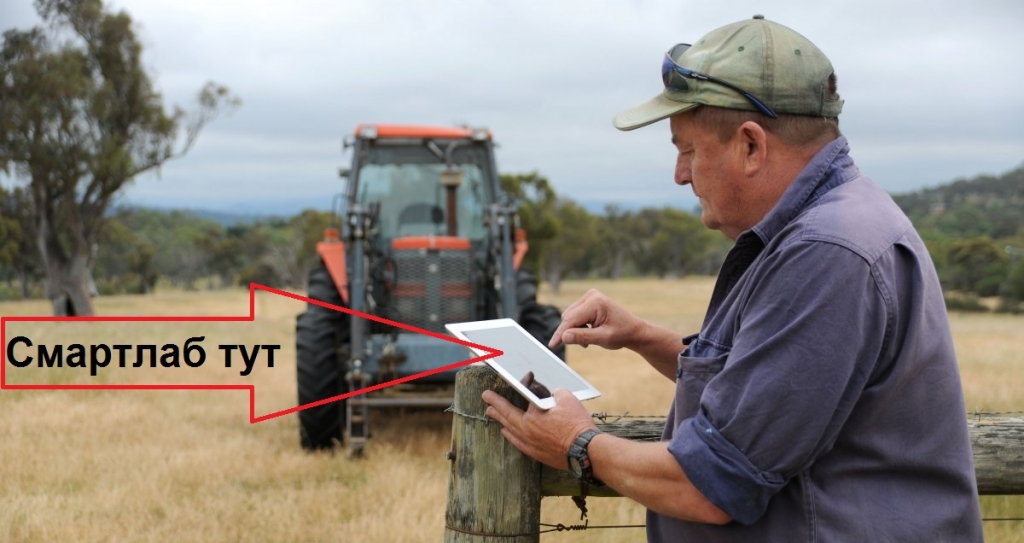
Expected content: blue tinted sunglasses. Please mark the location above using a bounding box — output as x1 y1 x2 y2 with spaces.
662 43 778 119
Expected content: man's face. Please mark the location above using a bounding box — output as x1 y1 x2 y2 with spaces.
670 114 746 239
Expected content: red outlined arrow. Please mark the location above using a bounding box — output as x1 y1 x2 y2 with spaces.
0 283 502 423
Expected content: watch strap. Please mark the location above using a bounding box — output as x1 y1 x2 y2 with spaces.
567 428 604 486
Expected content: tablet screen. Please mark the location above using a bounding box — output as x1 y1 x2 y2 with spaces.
447 318 600 409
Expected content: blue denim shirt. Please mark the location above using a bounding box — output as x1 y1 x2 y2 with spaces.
648 137 983 542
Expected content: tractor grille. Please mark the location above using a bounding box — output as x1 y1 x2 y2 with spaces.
391 237 475 333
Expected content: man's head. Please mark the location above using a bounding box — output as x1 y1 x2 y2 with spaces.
615 16 844 238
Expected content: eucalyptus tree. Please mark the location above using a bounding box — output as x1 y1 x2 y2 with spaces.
0 0 239 314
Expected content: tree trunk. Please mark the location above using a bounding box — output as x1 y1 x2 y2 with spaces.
550 273 562 294
35 218 95 316
545 252 563 294
611 247 625 280
17 268 30 300
45 252 95 316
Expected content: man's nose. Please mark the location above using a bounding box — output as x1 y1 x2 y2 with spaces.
675 157 692 186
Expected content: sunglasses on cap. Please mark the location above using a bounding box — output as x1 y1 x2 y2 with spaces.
662 43 778 119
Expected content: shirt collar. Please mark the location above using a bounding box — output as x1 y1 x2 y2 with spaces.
748 136 859 245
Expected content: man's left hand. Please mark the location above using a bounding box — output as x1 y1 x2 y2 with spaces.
481 388 597 470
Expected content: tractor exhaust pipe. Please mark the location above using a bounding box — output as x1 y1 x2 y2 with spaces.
440 168 463 237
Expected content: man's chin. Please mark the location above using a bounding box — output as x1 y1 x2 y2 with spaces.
699 210 715 229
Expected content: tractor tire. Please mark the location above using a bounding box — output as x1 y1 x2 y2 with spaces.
296 264 350 450
515 269 567 361
515 268 541 310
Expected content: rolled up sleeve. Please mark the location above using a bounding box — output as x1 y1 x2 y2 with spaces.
670 412 786 524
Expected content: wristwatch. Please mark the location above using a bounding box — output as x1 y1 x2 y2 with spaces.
566 428 604 486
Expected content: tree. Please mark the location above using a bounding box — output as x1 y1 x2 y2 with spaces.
542 199 597 292
0 187 24 268
283 209 333 289
92 213 157 294
623 208 663 275
0 185 41 298
945 237 1009 297
0 0 239 315
499 172 560 275
646 208 694 277
194 225 240 289
1003 257 1024 304
599 204 636 279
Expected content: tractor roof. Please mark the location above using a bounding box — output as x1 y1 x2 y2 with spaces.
353 124 492 141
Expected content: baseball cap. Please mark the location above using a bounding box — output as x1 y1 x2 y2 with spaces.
613 15 844 131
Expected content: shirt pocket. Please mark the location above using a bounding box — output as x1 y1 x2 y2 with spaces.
673 351 728 422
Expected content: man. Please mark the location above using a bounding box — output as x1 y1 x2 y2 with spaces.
482 15 984 542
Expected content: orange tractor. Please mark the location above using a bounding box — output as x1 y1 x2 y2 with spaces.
296 124 563 454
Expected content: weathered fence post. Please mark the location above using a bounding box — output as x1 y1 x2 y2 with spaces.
444 365 541 542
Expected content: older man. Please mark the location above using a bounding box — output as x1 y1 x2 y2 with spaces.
482 15 983 542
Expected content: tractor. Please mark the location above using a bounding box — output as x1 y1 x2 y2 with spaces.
296 124 564 454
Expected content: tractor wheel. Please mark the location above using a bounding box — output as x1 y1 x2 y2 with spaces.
515 269 566 360
515 268 541 310
296 264 350 450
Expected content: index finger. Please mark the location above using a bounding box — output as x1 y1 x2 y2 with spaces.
482 389 522 427
548 295 600 348
548 316 582 349
548 295 602 346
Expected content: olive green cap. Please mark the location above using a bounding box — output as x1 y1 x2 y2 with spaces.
613 15 844 131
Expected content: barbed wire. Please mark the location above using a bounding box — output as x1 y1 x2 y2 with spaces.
539 520 645 533
591 412 666 423
444 405 492 424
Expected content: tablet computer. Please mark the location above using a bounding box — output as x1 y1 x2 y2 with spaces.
445 318 601 410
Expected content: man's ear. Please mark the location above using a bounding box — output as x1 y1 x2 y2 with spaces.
735 121 768 176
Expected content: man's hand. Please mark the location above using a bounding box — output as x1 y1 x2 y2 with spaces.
549 288 686 381
483 387 732 525
549 289 647 351
482 388 596 470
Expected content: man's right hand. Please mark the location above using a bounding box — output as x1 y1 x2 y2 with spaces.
548 289 647 351
549 289 689 381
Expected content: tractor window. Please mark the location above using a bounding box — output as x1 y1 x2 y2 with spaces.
357 163 488 240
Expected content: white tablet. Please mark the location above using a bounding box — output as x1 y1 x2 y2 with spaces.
445 318 601 409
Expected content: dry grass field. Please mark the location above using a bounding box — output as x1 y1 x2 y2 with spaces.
1 278 1021 542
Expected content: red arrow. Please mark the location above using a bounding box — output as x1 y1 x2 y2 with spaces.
0 283 502 423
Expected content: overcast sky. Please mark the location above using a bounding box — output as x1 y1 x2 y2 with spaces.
3 0 1023 215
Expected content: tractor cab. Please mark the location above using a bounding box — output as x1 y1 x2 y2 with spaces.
351 125 493 242
343 125 507 334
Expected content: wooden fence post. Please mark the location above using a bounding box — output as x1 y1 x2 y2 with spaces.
444 365 541 543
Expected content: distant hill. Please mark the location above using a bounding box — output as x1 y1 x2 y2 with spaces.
892 164 1024 240
188 208 286 227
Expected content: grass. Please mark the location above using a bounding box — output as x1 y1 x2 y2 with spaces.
1 278 1021 542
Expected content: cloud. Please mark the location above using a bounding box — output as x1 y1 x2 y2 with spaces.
3 0 1023 213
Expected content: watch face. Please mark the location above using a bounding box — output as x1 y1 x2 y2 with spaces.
568 455 583 478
